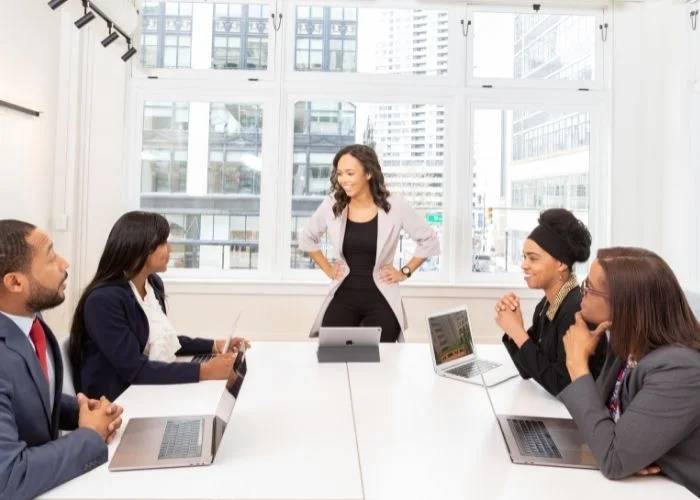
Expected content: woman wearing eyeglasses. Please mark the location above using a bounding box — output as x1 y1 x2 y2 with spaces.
494 208 607 396
559 248 700 496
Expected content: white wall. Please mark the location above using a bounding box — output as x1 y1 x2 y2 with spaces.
0 1 60 229
609 1 699 291
656 2 698 290
0 0 132 330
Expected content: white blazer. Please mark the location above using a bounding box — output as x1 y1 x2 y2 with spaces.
298 193 440 341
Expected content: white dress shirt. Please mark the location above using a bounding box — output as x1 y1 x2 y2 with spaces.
0 310 56 411
129 280 181 362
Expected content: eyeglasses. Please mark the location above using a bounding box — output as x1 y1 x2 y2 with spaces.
580 277 608 298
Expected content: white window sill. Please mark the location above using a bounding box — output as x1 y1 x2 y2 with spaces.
162 277 543 300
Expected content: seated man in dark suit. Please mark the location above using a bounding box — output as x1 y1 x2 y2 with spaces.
0 219 124 499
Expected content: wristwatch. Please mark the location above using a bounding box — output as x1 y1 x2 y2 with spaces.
401 266 412 278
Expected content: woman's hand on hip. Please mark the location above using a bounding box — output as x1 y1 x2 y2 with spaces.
378 265 407 284
325 260 347 281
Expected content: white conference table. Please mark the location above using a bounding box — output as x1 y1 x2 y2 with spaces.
348 343 695 500
41 342 364 500
41 342 695 500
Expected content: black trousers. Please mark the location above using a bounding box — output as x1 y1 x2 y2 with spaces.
322 285 401 343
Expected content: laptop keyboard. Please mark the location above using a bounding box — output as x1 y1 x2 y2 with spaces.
158 419 204 460
190 353 215 364
507 418 563 459
446 359 500 379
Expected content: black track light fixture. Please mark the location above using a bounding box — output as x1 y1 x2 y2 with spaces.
49 0 136 63
121 43 137 62
48 0 69 10
101 23 119 47
75 1 95 29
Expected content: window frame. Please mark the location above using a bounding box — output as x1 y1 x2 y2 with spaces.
281 0 465 89
465 4 607 91
463 94 608 284
127 80 281 279
123 1 611 286
133 0 279 83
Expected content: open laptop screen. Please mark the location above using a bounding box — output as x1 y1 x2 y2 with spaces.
214 345 247 423
427 309 475 367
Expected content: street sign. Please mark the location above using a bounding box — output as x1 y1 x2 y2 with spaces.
426 212 443 224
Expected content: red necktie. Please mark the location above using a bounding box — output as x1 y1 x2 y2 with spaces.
29 319 49 381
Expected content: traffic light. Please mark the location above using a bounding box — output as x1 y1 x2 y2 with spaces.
487 207 493 224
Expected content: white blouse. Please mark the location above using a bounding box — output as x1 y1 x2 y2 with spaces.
129 280 182 362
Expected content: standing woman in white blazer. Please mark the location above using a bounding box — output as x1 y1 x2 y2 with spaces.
299 144 440 342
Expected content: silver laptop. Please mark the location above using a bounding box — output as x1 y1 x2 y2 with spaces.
188 313 241 364
109 343 247 471
318 326 381 347
478 352 598 469
426 305 518 387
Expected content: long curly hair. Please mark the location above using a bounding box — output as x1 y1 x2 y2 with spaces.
330 144 391 217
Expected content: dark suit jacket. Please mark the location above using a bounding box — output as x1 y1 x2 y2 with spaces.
75 274 213 401
0 313 106 500
502 287 608 396
559 346 700 497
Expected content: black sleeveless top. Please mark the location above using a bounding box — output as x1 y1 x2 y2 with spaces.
340 215 378 290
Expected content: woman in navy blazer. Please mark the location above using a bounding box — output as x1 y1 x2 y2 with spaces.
69 212 246 401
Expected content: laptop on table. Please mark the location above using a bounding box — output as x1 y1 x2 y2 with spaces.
317 326 382 363
109 342 248 471
318 326 381 347
187 312 241 364
478 349 598 469
426 305 518 387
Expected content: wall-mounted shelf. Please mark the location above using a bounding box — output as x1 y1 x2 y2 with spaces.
0 99 41 117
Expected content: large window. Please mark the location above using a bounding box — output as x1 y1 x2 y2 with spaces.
472 108 591 273
140 100 264 270
469 8 600 88
131 2 608 280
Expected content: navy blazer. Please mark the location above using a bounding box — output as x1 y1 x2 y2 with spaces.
0 313 106 500
75 274 213 401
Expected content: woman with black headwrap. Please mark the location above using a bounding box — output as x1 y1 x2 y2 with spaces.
494 208 607 396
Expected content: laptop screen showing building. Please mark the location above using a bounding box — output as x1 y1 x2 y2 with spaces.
428 309 474 367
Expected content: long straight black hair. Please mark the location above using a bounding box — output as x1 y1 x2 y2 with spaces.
69 211 170 369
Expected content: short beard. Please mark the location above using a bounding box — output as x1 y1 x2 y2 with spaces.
26 276 66 313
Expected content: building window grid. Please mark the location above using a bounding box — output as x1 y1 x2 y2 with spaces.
295 6 357 72
141 1 193 69
511 174 589 210
513 14 594 80
512 112 590 162
165 212 260 269
141 102 190 194
207 103 264 195
212 4 269 70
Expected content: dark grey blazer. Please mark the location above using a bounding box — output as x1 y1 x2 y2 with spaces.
0 313 106 500
559 345 700 497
